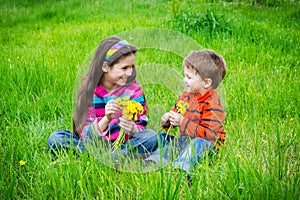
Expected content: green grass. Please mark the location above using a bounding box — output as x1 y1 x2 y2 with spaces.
1 0 299 199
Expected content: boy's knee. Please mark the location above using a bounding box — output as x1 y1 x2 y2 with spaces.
158 133 167 142
191 138 216 154
192 138 211 146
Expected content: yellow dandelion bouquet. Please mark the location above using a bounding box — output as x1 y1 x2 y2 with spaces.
176 100 189 115
166 100 189 137
113 96 144 150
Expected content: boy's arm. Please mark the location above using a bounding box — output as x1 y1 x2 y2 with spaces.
161 100 179 130
180 105 226 142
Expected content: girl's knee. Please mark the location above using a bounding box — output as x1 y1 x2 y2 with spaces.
47 130 72 149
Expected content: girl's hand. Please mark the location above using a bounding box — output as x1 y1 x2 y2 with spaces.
169 110 184 126
119 116 138 136
105 100 121 120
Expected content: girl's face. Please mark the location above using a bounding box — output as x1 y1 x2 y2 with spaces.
182 65 206 94
103 54 135 89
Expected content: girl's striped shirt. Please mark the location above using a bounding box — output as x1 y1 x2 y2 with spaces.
79 82 148 143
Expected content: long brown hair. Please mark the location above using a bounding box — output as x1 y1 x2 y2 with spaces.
73 36 138 135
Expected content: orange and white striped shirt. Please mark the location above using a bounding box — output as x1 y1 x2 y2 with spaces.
169 89 226 149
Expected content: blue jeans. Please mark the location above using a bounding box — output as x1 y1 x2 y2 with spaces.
48 129 159 156
145 133 217 172
48 130 85 153
111 129 159 160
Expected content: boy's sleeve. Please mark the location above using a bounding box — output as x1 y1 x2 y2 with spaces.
180 104 226 145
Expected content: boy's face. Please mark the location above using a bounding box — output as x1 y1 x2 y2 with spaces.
183 65 206 94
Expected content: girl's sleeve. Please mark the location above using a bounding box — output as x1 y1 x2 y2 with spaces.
130 86 148 132
79 98 108 141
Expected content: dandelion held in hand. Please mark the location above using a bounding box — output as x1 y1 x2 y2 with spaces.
113 96 144 150
176 100 189 115
166 100 189 137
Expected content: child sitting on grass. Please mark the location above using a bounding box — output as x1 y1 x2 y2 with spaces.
145 49 227 173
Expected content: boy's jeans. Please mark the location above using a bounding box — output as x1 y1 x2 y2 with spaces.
145 133 217 172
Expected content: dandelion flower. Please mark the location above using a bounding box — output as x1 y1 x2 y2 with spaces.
19 160 26 166
166 100 189 137
176 100 189 115
113 96 144 150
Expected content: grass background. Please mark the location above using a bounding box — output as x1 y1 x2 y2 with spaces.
1 0 299 199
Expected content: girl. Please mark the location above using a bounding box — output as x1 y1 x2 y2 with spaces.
48 36 157 156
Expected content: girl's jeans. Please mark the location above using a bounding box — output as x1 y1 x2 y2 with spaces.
47 129 159 157
145 133 217 172
48 130 85 153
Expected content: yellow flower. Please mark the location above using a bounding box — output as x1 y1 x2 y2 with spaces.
113 96 144 150
166 100 189 138
19 160 26 166
118 97 144 121
127 102 137 115
176 100 189 115
116 97 122 104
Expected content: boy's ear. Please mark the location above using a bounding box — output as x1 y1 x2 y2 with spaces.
102 62 109 72
203 78 212 89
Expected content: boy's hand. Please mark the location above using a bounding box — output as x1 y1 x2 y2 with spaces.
161 112 171 128
161 112 170 123
169 110 184 126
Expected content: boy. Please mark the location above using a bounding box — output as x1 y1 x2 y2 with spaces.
145 50 227 173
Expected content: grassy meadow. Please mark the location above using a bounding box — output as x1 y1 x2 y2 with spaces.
1 0 299 199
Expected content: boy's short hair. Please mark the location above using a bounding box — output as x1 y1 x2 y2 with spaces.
183 50 227 89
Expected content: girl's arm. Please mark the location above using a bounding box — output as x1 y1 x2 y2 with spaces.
129 85 148 132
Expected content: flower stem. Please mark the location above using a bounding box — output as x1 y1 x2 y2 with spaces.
113 128 126 150
166 124 173 135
